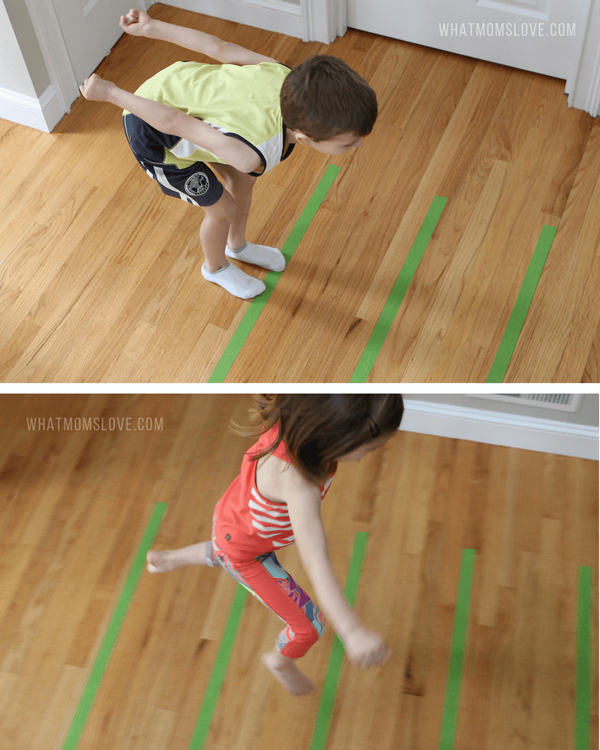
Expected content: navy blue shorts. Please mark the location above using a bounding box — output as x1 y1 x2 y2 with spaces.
123 113 224 207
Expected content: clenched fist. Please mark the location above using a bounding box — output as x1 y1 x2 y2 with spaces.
344 627 391 669
79 74 115 103
119 8 153 36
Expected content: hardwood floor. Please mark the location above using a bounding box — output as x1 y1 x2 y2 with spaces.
0 5 599 381
0 394 597 749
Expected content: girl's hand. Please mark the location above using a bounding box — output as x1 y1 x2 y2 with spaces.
79 74 116 103
344 627 391 668
119 8 152 36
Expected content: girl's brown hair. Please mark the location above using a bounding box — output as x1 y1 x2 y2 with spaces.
239 394 404 485
280 56 378 142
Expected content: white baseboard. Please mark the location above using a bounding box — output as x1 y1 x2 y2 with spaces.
401 400 598 460
0 83 66 133
159 0 304 39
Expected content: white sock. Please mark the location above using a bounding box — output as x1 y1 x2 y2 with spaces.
201 261 266 299
225 242 286 272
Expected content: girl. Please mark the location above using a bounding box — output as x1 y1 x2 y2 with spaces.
147 394 404 696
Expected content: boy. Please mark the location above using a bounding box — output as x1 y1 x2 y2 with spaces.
80 8 377 299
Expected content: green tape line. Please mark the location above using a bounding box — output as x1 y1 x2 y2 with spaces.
486 224 557 383
188 584 248 750
575 567 592 750
350 195 447 383
208 164 341 383
61 502 168 750
311 532 369 750
438 548 476 750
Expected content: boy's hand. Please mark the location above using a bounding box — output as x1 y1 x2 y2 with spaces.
119 8 152 36
79 74 116 103
344 627 391 668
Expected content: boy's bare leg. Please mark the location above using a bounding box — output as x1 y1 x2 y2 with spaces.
200 188 266 298
212 163 255 250
261 648 316 697
147 541 211 572
199 189 236 272
214 163 285 272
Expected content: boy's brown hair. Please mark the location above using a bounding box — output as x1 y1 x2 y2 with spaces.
236 394 404 485
280 55 378 142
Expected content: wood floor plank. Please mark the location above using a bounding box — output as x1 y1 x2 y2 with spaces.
425 126 548 381
582 316 600 383
508 119 600 382
402 163 512 382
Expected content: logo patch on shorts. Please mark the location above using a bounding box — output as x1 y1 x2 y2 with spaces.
185 172 210 196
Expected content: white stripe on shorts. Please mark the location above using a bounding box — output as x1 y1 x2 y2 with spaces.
154 166 196 205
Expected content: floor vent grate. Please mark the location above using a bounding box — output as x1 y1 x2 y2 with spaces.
470 394 583 412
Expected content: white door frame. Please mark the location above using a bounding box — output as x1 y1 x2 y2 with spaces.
301 0 347 43
23 0 80 115
566 0 600 115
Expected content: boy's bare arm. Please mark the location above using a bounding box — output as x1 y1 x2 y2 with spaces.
80 74 262 174
120 8 278 65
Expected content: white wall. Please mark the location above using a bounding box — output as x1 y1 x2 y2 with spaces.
0 2 36 97
0 0 50 97
401 394 599 460
0 0 67 131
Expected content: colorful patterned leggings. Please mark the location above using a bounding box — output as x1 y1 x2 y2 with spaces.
206 538 325 659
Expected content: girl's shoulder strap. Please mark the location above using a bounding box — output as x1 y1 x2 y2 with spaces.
255 422 292 464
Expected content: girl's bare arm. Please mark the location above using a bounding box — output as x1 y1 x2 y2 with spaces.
287 482 362 640
283 471 391 667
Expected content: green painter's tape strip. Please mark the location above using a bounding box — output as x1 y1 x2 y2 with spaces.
61 502 168 750
188 584 249 749
311 532 370 750
486 224 557 383
575 567 592 750
438 549 476 750
350 196 447 382
208 165 341 383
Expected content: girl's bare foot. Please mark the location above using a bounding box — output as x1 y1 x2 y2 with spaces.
261 650 316 697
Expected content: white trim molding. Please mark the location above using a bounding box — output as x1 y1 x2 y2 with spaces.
565 0 600 115
401 400 598 460
0 82 64 132
23 0 79 113
301 0 347 43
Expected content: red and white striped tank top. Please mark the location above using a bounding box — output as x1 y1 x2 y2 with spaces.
212 424 335 557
